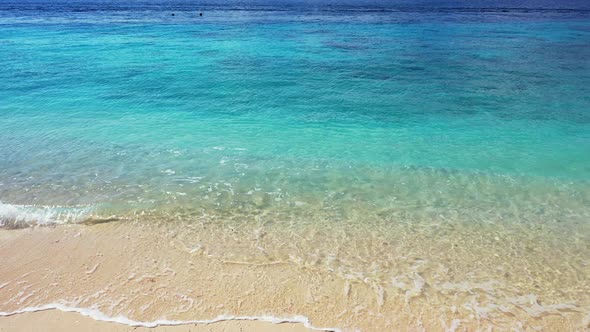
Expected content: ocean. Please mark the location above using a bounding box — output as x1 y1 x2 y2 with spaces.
0 0 589 330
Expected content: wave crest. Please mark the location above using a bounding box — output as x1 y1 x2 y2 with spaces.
0 202 94 228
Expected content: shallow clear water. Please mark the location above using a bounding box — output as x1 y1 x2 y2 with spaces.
1 1 590 218
0 1 590 329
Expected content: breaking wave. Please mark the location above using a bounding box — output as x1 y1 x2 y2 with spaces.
0 202 95 228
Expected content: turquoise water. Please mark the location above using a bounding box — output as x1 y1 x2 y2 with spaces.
1 5 590 223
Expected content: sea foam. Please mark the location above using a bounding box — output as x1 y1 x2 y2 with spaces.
0 303 342 332
0 202 93 228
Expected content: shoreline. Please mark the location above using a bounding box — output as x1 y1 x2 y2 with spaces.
0 308 315 332
1 221 588 331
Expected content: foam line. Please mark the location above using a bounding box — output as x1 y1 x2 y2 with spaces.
0 303 342 332
0 202 93 227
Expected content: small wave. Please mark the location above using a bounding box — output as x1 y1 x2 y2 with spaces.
0 303 341 332
0 202 94 228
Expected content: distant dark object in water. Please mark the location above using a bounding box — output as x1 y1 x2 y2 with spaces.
171 13 175 16
199 12 203 16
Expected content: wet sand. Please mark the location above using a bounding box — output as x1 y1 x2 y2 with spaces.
0 221 588 331
0 309 312 332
